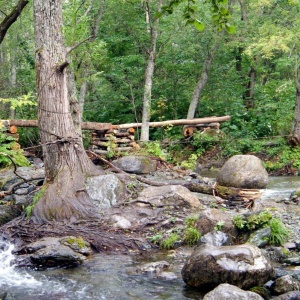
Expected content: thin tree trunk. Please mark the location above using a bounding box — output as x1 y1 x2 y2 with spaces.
186 39 219 119
32 0 102 223
79 80 88 119
290 73 300 145
243 67 256 109
140 0 161 141
10 53 17 119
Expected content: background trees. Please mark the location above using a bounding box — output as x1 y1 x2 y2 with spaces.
0 0 298 146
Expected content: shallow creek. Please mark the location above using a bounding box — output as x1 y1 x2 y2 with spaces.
1 176 300 300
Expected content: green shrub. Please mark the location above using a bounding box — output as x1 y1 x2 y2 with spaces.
269 218 289 246
161 233 180 250
183 227 201 246
0 129 30 168
233 211 272 231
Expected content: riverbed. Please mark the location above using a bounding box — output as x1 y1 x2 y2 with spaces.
1 175 300 300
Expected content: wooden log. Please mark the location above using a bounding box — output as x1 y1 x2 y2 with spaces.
5 119 112 131
184 182 261 203
105 131 131 137
9 125 18 133
183 126 196 137
2 116 230 131
112 116 230 129
5 133 19 141
81 121 112 131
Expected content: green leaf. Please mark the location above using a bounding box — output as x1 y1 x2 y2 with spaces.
193 20 205 31
226 24 236 34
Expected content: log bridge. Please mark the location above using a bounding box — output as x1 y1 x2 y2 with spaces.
0 116 230 154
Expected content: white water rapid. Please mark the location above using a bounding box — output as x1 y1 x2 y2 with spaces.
0 241 41 288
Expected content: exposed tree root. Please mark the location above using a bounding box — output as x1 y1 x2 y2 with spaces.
0 215 155 254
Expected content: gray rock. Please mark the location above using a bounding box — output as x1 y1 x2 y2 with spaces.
14 188 29 195
272 275 300 295
273 291 300 300
111 215 132 229
126 261 170 277
86 174 124 208
13 194 29 205
137 185 202 209
196 208 238 242
203 283 264 300
20 236 91 270
112 155 157 174
200 231 230 246
182 243 274 291
216 155 268 189
0 205 21 225
248 227 272 248
282 256 300 266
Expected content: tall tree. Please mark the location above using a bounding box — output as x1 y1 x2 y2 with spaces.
32 0 102 223
186 37 219 119
290 69 300 145
140 0 161 141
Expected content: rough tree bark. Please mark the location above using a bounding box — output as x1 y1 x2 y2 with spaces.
186 38 219 119
32 0 103 223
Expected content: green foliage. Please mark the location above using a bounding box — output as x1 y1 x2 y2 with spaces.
161 232 180 250
25 186 46 219
0 93 36 110
269 218 289 246
138 141 168 160
233 211 289 246
149 233 163 245
183 214 201 246
180 153 198 170
184 215 199 228
214 220 224 231
183 227 201 246
233 211 273 231
0 129 29 168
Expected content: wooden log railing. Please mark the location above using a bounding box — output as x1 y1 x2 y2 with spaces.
0 116 231 154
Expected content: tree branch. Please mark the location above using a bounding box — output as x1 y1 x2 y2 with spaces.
0 0 29 45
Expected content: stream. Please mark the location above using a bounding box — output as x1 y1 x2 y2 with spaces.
0 176 300 300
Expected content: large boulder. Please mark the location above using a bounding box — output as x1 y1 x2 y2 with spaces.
181 244 274 291
18 236 91 269
86 174 124 208
216 155 268 189
203 283 264 300
112 155 157 174
137 185 203 209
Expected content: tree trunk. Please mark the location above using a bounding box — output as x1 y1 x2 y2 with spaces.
32 0 102 223
243 67 256 109
290 74 300 145
186 39 219 119
140 0 160 141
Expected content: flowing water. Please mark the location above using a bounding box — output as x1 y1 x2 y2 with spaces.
1 176 300 300
0 244 199 300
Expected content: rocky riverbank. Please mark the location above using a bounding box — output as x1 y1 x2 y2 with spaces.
1 155 300 299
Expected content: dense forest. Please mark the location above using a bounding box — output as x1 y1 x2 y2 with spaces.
0 0 300 173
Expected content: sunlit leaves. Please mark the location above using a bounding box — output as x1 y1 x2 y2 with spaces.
159 0 235 33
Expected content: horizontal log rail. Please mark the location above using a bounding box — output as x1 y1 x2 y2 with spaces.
0 116 230 131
